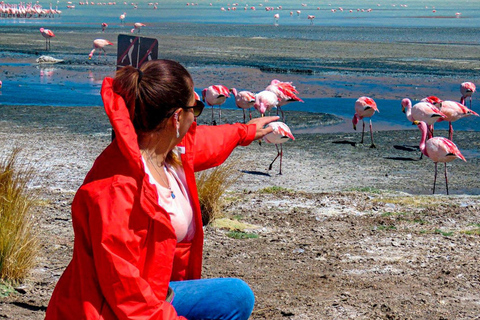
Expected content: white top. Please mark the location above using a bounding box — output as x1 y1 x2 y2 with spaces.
142 157 195 243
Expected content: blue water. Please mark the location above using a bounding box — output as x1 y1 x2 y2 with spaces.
1 0 480 131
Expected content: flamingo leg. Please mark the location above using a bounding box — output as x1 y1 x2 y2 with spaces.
243 110 246 124
360 120 365 144
268 144 281 173
279 144 283 175
433 162 438 194
369 119 376 148
444 163 449 195
448 122 454 141
211 106 216 126
428 124 434 138
219 107 222 124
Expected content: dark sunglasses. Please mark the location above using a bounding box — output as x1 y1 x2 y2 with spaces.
181 99 205 117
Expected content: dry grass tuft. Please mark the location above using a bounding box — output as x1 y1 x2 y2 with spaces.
196 159 241 226
0 148 39 283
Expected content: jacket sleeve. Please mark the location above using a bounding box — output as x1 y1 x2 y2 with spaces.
85 178 186 320
192 123 256 172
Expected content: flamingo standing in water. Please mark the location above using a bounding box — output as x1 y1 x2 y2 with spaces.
265 79 303 121
230 88 256 123
0 80 2 89
307 15 315 24
460 82 476 108
401 98 446 138
413 120 466 195
120 12 126 24
88 39 114 59
274 13 279 25
202 85 230 125
263 121 295 175
39 27 55 51
352 96 379 148
254 90 278 116
131 22 146 33
101 22 108 32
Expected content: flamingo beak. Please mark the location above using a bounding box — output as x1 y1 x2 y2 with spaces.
402 106 405 113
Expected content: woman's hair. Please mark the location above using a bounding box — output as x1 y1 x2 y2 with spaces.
113 59 194 133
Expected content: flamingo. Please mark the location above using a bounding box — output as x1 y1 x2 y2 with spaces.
131 22 146 33
201 85 230 125
352 96 379 148
263 121 295 175
435 99 478 141
307 15 315 24
413 120 466 195
401 98 446 138
265 79 303 121
254 90 278 116
119 12 126 24
460 82 476 108
230 88 256 123
88 39 113 59
0 80 2 89
39 27 55 51
101 22 108 32
274 13 279 25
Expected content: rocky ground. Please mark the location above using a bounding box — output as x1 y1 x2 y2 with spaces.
0 106 479 319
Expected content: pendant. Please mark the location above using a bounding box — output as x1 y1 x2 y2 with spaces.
171 191 176 199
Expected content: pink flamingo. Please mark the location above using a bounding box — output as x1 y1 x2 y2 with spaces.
413 120 466 195
88 39 113 59
201 85 230 125
263 121 295 174
0 80 2 89
274 13 279 25
401 98 446 138
39 27 55 51
101 22 108 32
265 79 303 121
254 90 278 116
352 96 379 148
230 88 256 123
119 12 126 24
307 15 315 24
435 99 478 141
460 82 476 108
131 22 146 33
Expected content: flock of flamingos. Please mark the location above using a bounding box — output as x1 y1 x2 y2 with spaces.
197 80 478 195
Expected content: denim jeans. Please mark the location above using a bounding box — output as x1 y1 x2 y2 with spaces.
169 278 255 320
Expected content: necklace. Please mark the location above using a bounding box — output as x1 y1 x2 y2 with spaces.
146 155 176 199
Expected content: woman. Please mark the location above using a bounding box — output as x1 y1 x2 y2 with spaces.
45 59 279 320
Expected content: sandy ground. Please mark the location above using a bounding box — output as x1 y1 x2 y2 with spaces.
0 106 480 319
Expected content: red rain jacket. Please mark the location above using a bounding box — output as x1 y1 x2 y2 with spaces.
45 77 256 320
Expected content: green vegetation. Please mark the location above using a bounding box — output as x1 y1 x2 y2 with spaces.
258 186 291 194
434 229 454 237
347 187 382 194
196 159 241 226
226 231 259 239
0 149 39 283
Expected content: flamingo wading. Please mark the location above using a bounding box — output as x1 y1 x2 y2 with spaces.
230 88 256 123
88 39 114 59
40 27 55 51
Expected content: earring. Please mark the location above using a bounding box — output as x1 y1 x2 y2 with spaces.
174 113 180 138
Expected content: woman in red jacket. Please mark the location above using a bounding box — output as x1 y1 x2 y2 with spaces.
45 59 279 320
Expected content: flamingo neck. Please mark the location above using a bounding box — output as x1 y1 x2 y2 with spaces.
417 122 428 157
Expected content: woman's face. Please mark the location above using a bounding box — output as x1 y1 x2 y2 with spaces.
177 91 196 140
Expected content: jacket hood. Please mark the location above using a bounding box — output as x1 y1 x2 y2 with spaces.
101 77 142 172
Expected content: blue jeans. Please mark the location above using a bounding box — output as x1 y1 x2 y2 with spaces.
169 278 255 320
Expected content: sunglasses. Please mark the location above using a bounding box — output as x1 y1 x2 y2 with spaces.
181 99 205 117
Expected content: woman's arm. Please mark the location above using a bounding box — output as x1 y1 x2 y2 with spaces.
192 116 278 172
